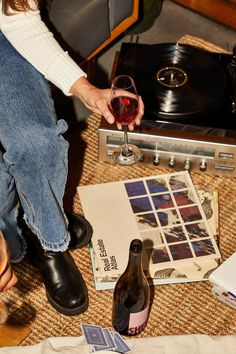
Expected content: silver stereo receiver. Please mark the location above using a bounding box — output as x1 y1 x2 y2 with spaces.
98 120 236 177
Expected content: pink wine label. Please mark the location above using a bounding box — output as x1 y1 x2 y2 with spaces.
128 306 149 335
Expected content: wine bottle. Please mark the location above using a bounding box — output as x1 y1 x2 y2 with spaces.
112 239 150 336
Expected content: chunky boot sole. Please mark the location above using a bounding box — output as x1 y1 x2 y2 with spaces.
46 290 89 316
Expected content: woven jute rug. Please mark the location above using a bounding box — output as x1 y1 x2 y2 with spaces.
1 36 236 345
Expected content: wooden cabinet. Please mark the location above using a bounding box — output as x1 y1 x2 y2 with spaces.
173 0 236 30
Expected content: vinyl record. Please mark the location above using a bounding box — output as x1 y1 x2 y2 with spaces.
115 43 227 122
153 43 226 120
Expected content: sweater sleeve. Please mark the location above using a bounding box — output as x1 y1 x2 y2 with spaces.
0 2 87 95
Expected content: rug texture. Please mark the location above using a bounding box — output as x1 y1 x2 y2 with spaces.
0 36 236 345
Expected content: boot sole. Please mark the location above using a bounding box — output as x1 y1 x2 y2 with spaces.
46 291 89 316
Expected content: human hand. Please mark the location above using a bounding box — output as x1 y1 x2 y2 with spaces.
70 77 144 130
0 233 17 292
0 301 8 325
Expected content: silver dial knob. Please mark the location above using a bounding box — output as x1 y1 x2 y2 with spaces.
153 155 160 166
168 156 176 168
199 160 207 171
184 159 191 170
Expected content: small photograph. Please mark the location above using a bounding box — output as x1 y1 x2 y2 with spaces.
153 267 188 279
163 226 187 243
152 193 174 210
179 205 202 222
141 229 163 247
146 178 168 194
129 196 152 214
185 222 209 239
136 213 158 230
197 189 214 220
192 239 216 257
168 174 189 190
157 209 181 227
169 242 193 260
124 180 146 197
149 245 170 264
173 190 196 206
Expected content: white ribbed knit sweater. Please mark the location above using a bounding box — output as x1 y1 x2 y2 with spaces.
0 0 86 95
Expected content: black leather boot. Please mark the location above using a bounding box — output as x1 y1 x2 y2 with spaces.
18 208 93 250
39 250 88 316
66 212 93 249
27 235 88 316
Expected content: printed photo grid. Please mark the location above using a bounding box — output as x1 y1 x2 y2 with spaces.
124 172 220 269
78 171 221 289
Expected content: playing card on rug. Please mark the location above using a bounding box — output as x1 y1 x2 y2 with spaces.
113 332 132 353
92 329 115 352
81 324 132 353
103 328 116 349
81 324 107 347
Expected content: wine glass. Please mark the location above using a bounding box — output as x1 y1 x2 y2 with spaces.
109 75 143 165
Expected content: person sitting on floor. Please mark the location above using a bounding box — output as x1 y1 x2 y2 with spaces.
0 0 144 316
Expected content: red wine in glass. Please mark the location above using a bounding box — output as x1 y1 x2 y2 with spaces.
110 96 138 125
109 75 143 165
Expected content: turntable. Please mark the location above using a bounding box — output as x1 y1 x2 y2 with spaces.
98 42 236 177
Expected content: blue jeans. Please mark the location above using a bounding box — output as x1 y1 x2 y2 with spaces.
0 32 71 262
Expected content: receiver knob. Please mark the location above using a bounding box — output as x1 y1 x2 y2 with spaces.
184 159 191 170
153 155 160 166
168 157 176 168
199 160 207 171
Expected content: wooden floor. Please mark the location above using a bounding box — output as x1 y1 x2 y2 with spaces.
0 320 31 346
173 0 236 30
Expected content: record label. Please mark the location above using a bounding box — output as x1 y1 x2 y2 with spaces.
156 66 188 88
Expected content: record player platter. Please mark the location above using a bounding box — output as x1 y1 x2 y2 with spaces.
115 43 229 123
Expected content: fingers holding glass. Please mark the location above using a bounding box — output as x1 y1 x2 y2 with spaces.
109 75 143 165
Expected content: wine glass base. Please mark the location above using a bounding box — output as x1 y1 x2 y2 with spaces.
113 145 143 166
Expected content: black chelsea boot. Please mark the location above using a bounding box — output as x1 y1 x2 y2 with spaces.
39 250 88 316
27 234 88 316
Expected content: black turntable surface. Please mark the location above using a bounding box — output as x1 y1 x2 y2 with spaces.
115 42 236 130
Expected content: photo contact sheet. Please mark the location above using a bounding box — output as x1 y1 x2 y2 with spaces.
78 170 220 287
124 172 220 268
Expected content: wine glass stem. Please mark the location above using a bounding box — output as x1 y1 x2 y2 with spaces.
122 125 133 157
124 124 129 148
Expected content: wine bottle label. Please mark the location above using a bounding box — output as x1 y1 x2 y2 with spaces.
128 306 149 335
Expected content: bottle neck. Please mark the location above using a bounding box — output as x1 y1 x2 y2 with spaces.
126 251 143 273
